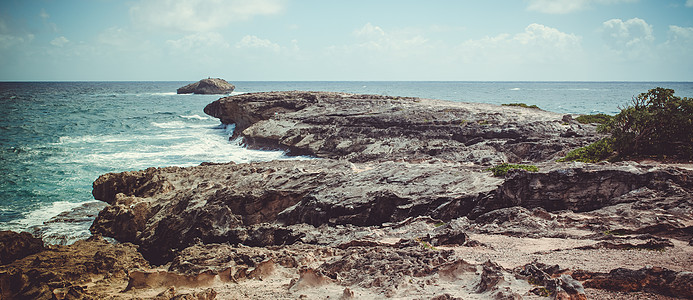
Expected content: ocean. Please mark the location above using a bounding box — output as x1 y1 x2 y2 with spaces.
1 81 692 244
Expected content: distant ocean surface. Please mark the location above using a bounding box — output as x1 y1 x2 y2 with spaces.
1 81 692 243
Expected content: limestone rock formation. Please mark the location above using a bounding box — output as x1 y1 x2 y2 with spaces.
203 91 600 163
177 78 235 95
14 91 693 299
90 158 693 266
0 235 148 299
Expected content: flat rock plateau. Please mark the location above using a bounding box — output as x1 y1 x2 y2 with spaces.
2 91 692 299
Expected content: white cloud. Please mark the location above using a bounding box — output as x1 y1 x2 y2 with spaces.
515 23 581 48
40 8 50 19
601 18 654 58
39 8 58 32
527 0 636 14
457 23 582 63
663 25 693 50
235 35 281 52
97 27 134 47
0 19 35 49
130 0 285 32
0 33 34 49
323 23 583 80
92 27 159 58
167 32 229 52
668 25 693 41
50 36 69 47
353 23 385 39
687 0 693 7
346 23 430 58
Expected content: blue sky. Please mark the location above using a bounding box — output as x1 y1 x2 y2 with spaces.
1 0 692 81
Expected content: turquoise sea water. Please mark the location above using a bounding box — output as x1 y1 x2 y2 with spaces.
1 81 692 243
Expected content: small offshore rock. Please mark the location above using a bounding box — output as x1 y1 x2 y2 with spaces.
177 78 235 95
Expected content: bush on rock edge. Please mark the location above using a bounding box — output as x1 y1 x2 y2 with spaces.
560 87 693 163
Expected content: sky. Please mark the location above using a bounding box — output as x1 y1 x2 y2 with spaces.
0 0 692 81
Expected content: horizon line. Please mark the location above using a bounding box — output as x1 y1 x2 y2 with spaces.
2 80 692 83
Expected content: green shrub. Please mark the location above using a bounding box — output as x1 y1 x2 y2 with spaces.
599 87 693 160
559 87 693 163
558 138 615 163
486 163 538 177
502 103 541 110
575 113 613 124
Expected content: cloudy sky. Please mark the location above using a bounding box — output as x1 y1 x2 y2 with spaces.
1 0 692 81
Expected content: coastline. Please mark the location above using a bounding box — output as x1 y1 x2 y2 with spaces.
2 81 692 237
2 90 692 299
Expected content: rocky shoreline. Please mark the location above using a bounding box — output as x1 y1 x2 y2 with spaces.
1 91 692 299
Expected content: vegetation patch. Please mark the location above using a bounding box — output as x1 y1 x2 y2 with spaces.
502 103 541 110
560 87 693 162
600 87 693 160
575 113 613 124
558 138 615 163
486 163 539 177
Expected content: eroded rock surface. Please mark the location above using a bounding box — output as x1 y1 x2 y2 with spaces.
0 235 148 299
204 91 599 163
90 158 693 267
13 91 693 299
90 159 501 263
0 231 44 265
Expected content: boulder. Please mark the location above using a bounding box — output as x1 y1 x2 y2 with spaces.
177 78 235 94
0 235 148 299
0 231 44 265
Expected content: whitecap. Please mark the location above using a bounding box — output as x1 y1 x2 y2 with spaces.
510 88 521 91
2 201 88 232
151 121 187 129
28 201 107 245
180 114 209 120
151 120 215 129
57 135 135 144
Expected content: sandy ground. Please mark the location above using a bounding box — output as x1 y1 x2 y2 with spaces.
455 233 693 273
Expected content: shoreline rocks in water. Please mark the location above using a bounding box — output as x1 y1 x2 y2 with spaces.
3 91 692 299
176 78 235 95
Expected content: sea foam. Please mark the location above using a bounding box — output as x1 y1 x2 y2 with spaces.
180 114 209 120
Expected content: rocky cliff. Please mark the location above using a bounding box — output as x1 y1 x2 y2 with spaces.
4 91 692 299
89 159 693 266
